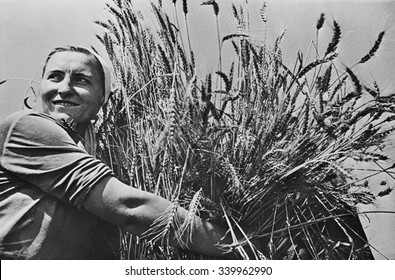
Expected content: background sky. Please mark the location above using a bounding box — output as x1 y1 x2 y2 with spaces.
1 0 394 259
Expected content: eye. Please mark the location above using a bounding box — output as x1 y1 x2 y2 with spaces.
47 72 64 82
75 75 91 85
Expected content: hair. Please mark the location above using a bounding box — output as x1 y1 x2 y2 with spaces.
41 46 106 97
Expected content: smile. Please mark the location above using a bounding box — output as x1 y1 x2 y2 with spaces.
52 100 78 107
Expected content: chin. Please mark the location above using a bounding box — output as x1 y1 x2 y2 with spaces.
47 111 76 122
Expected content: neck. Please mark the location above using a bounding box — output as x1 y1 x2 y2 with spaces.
76 122 89 137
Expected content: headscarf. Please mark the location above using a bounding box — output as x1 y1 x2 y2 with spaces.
78 47 112 156
84 48 112 104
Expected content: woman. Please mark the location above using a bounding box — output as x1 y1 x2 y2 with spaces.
0 46 240 259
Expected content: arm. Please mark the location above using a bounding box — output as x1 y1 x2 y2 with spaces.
83 176 230 257
0 112 234 257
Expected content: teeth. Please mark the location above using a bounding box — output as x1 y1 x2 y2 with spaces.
54 101 76 106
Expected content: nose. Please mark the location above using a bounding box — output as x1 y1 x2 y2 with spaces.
57 77 73 95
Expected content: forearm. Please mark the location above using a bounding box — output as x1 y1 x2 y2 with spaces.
119 189 231 256
84 176 230 256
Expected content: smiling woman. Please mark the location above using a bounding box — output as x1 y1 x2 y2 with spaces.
1 0 395 262
0 46 250 260
40 47 106 135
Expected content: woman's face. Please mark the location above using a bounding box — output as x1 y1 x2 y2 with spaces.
40 51 104 125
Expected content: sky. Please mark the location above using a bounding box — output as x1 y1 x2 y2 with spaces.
1 0 394 259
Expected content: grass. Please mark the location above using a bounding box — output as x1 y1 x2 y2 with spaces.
93 0 394 260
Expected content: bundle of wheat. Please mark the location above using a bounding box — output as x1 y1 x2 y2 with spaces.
94 0 393 259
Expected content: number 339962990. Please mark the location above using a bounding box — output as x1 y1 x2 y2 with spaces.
218 266 272 276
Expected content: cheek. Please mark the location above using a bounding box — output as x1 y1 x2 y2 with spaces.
39 82 54 101
40 86 52 111
82 88 104 114
82 97 102 118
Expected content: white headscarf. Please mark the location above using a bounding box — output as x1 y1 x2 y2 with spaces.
77 47 112 156
88 50 112 104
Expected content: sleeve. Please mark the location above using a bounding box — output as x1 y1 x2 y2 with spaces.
0 112 114 208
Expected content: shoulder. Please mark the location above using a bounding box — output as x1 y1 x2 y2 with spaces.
1 110 54 127
1 110 60 134
1 110 35 126
0 110 74 146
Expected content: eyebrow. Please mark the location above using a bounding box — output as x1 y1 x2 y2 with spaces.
46 69 93 77
45 70 64 76
74 72 94 78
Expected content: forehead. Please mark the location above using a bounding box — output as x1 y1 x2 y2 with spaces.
45 51 100 75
